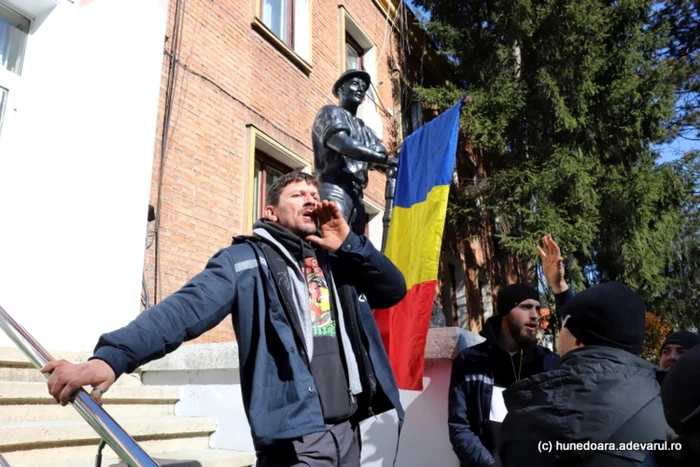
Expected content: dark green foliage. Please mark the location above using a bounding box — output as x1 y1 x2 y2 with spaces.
411 0 698 322
653 0 700 141
653 151 700 329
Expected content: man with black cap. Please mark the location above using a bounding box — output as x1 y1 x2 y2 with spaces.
448 283 559 467
311 69 399 234
643 344 700 466
658 330 700 372
498 235 671 467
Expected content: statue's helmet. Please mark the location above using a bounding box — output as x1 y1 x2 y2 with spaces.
332 69 371 98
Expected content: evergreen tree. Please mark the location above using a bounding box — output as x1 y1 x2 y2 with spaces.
653 0 700 141
411 0 686 316
655 151 700 330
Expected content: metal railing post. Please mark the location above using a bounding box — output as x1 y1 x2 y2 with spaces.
0 304 159 467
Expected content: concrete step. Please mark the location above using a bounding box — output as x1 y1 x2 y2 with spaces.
0 402 175 422
20 448 256 467
0 417 217 449
103 448 255 467
0 347 142 386
0 366 143 386
0 381 180 405
0 417 222 466
0 348 256 466
1 436 211 466
0 346 93 366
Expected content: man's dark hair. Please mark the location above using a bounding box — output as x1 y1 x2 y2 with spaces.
266 171 319 207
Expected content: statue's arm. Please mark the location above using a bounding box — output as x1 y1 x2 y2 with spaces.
326 132 390 165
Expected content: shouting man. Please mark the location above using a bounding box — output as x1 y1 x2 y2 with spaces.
42 171 407 467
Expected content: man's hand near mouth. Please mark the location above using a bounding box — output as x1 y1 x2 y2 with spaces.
305 200 351 253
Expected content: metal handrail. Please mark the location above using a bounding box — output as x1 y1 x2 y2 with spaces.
0 304 159 467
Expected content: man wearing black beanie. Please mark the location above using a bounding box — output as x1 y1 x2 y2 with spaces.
448 283 559 467
499 234 671 467
658 330 700 372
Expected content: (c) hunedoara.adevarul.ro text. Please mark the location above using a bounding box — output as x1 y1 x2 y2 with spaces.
537 440 682 454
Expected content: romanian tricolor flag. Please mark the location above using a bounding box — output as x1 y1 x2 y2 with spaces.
374 99 463 391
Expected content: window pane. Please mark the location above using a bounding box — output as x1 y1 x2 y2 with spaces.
265 165 284 197
346 43 360 71
262 0 288 44
0 5 29 75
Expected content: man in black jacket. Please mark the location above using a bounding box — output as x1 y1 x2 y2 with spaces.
448 284 560 467
644 344 700 466
499 235 671 467
40 171 407 467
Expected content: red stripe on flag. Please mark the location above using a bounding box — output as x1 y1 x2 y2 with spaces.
373 280 437 391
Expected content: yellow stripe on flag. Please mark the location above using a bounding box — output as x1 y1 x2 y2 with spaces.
384 184 450 290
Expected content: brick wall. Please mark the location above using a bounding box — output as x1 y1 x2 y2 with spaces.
144 0 402 343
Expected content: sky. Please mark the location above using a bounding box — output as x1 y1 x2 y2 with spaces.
657 137 700 163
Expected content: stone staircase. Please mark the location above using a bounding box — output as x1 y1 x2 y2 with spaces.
0 347 255 466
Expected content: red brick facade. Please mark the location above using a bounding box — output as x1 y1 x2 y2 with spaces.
144 0 403 343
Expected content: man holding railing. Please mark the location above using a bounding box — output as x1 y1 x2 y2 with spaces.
41 171 407 467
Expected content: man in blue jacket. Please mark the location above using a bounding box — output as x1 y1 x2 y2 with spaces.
448 283 560 467
42 171 407 467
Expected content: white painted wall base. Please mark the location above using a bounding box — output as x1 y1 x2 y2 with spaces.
141 343 255 453
140 343 460 466
360 359 460 467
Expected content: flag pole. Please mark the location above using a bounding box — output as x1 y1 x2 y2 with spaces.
381 165 398 252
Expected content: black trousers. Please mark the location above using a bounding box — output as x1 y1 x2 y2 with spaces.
255 420 361 467
319 181 366 236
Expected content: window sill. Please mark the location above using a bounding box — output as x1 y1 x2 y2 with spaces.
252 18 312 76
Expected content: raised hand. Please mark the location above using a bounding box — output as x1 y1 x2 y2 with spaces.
536 234 568 294
305 200 350 253
42 359 116 406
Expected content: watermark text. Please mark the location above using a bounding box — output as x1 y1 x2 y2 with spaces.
537 440 681 454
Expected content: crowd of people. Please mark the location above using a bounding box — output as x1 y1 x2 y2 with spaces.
449 235 700 467
36 170 700 467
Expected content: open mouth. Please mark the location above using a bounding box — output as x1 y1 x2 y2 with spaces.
301 208 316 221
524 323 537 333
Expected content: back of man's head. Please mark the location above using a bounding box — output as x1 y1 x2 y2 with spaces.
662 344 700 435
561 282 646 356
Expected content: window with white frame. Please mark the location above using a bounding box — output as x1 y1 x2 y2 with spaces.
341 8 383 139
257 0 310 63
0 3 29 138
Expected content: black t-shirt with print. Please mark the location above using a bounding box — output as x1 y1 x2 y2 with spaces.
304 251 357 423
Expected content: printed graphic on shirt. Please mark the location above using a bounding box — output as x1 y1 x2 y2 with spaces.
304 257 336 337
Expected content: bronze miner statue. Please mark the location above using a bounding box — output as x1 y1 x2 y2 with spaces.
312 69 399 235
